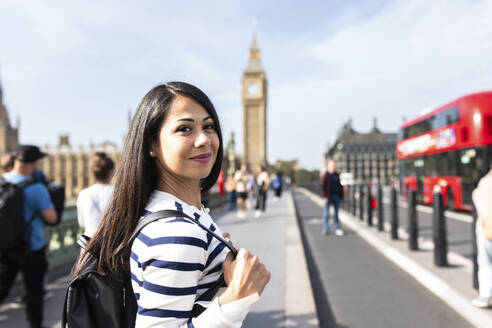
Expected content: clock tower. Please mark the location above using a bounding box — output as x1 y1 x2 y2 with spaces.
242 31 267 170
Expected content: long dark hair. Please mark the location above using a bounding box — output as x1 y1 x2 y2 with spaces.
74 82 223 276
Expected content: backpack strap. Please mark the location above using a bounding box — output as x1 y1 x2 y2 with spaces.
137 210 237 314
128 210 237 256
12 179 37 250
73 209 236 320
17 179 35 189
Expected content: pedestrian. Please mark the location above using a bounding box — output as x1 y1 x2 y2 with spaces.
247 172 256 208
234 164 249 218
76 152 115 237
0 152 15 174
217 169 225 207
0 145 58 328
471 167 492 308
225 173 237 211
321 159 344 236
72 82 270 327
273 171 283 198
255 166 269 218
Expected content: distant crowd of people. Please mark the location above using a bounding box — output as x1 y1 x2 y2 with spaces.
221 164 284 219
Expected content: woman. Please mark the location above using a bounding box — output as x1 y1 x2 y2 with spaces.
254 166 269 218
74 82 270 327
76 152 115 237
234 165 249 218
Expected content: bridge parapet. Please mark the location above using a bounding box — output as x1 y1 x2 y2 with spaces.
43 191 223 271
45 203 81 271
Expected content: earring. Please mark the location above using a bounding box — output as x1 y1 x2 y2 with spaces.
150 151 154 157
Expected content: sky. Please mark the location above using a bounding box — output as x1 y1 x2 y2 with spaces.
0 0 491 170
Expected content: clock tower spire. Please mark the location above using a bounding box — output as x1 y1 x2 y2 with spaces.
242 26 268 171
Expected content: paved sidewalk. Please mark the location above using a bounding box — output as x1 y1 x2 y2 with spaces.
298 187 492 328
0 190 319 327
215 190 318 327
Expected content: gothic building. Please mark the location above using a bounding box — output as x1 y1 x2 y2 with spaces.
242 30 268 171
0 78 19 156
324 118 398 184
0 74 120 201
39 135 120 201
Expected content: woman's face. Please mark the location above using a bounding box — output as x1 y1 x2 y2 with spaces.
152 95 219 185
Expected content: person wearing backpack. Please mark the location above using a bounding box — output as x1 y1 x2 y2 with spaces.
272 171 283 198
471 167 492 308
0 145 58 328
72 82 270 327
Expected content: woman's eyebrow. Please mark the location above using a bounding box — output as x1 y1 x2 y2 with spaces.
176 118 195 123
176 116 213 123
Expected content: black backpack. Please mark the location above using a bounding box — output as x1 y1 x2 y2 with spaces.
62 209 237 328
0 179 34 252
44 181 65 225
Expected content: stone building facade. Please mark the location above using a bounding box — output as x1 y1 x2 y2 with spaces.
324 118 398 184
0 80 19 155
242 31 268 171
40 135 120 201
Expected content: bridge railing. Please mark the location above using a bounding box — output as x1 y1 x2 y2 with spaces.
44 202 81 271
44 192 224 271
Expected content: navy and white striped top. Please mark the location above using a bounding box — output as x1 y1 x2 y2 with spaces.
131 190 244 327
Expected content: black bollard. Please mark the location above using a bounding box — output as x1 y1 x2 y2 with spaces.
343 186 348 210
341 187 345 210
472 203 479 290
408 189 418 250
347 185 351 211
352 184 357 216
359 184 364 221
377 184 384 231
390 186 399 239
366 184 373 226
433 192 448 267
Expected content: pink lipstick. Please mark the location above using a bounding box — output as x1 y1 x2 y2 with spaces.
190 153 212 163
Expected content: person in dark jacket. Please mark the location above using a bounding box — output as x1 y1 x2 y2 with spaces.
321 159 344 236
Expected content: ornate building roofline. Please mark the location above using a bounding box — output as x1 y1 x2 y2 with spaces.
244 24 264 74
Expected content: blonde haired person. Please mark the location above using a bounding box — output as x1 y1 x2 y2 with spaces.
0 152 15 174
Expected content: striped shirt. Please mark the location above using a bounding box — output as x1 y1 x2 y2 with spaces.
131 191 256 327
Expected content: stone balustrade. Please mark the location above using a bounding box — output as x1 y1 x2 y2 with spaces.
44 202 81 271
44 191 224 271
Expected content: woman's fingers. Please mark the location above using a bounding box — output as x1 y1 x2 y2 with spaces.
222 251 236 285
231 248 271 296
219 248 271 305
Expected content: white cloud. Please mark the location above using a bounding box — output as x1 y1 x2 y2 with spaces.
1 1 492 170
273 0 492 168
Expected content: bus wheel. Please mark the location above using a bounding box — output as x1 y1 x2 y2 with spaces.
447 189 455 211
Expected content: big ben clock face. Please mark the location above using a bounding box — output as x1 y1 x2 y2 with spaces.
246 81 260 97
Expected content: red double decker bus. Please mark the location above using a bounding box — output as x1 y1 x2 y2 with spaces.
397 91 492 211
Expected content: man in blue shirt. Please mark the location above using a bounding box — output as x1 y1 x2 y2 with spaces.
0 145 57 328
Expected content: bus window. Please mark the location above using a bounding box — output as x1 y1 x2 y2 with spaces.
460 148 483 206
436 152 449 176
426 154 437 176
